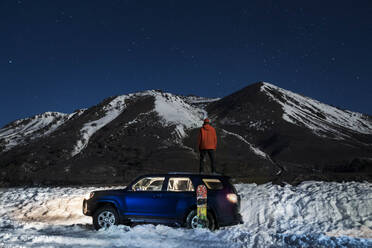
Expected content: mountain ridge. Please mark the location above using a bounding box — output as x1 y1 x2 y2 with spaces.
0 82 371 186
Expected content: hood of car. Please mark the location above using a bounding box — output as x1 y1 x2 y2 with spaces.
92 188 127 196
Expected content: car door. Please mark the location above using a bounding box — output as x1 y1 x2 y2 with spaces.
160 177 196 220
124 176 169 219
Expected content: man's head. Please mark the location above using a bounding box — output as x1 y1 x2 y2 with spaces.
204 118 210 124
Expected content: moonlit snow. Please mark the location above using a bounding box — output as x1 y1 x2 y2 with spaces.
1 182 371 248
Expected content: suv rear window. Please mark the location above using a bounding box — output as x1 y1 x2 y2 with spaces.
202 178 223 190
167 177 194 192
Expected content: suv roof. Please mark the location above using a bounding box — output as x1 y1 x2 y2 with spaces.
167 172 223 175
139 173 230 180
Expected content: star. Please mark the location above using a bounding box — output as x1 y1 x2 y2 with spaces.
8 59 12 64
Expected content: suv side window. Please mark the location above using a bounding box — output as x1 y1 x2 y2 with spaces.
202 178 223 190
132 177 165 191
167 177 194 192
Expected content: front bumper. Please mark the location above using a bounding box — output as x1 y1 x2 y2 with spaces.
237 213 244 224
82 199 94 216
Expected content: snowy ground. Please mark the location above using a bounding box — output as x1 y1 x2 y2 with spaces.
0 182 371 248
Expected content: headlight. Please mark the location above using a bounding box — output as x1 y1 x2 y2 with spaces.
84 192 95 200
226 193 238 204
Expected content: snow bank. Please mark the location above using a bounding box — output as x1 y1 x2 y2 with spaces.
231 181 372 247
1 181 371 247
261 82 372 138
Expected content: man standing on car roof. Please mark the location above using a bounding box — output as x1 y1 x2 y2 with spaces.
198 118 217 174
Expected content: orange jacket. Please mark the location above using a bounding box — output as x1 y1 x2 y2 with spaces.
198 124 217 150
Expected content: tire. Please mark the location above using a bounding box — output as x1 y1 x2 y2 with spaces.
93 206 120 230
185 209 216 231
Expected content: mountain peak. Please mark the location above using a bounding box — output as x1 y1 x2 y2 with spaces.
70 90 208 156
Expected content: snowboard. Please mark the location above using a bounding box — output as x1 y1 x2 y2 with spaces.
196 184 208 228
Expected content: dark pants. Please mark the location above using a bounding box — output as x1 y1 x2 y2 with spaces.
199 149 216 173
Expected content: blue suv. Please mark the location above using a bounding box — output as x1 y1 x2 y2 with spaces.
82 173 243 230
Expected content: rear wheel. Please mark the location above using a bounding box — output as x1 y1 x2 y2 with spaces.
93 206 119 230
185 209 216 231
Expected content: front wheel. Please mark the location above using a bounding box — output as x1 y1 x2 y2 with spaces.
93 206 119 230
185 209 216 231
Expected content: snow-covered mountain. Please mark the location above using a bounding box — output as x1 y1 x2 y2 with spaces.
261 82 372 139
207 82 372 184
0 111 79 152
0 91 211 156
0 82 371 186
69 90 212 157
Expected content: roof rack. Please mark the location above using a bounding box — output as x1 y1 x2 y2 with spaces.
167 172 223 175
167 172 193 174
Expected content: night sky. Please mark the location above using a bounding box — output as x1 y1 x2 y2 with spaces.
1 0 372 127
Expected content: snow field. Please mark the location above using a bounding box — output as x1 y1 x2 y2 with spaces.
0 182 371 247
